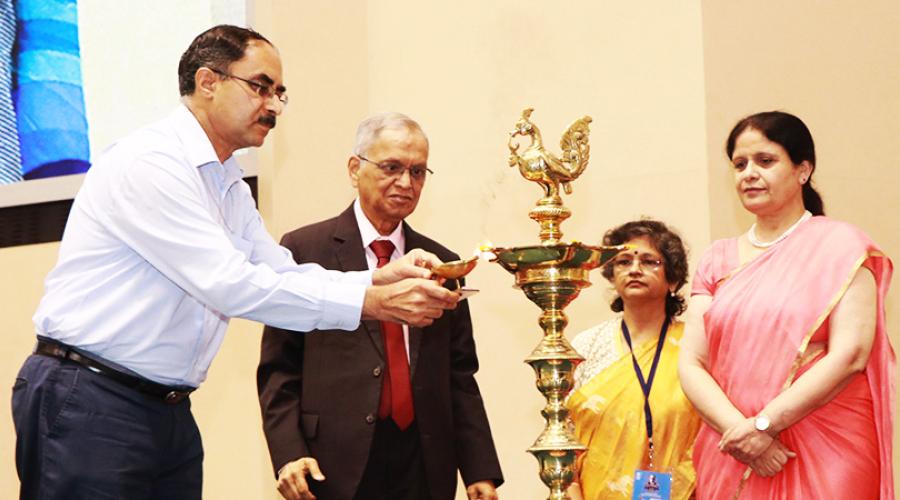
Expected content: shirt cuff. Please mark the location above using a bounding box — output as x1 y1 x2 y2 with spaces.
343 269 373 286
317 281 367 331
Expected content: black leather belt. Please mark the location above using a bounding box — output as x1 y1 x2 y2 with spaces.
34 339 194 405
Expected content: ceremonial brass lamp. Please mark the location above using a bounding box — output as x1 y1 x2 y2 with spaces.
488 108 623 499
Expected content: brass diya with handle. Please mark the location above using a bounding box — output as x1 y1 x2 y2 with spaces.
430 256 478 280
489 108 623 499
431 255 479 299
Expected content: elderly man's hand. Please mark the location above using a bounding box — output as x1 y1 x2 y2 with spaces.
363 278 459 327
372 248 443 285
276 457 324 500
466 480 498 500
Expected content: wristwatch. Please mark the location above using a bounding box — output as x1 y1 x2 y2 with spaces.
754 414 772 433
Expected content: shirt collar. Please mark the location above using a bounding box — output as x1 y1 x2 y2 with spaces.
354 198 405 254
172 104 245 188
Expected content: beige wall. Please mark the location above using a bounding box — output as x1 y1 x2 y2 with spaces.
0 1 896 498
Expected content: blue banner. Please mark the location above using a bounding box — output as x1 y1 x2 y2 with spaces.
13 0 90 180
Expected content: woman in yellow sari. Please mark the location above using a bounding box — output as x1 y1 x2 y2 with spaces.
567 220 701 500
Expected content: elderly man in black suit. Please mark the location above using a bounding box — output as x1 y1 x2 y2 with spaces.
257 112 503 500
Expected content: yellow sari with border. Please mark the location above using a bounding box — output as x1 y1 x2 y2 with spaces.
567 319 700 499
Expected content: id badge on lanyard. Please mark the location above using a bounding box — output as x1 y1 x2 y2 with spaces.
632 469 672 500
623 319 673 500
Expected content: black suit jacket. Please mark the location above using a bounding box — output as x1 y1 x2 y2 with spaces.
257 205 503 500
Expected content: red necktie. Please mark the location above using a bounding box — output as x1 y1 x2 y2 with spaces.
369 240 415 430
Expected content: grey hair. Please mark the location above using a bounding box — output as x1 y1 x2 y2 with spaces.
352 112 429 156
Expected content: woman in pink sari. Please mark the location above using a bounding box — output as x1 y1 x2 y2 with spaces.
679 111 894 499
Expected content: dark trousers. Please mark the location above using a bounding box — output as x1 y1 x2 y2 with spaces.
11 354 203 500
352 419 430 500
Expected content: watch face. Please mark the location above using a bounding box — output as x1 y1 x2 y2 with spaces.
755 416 771 431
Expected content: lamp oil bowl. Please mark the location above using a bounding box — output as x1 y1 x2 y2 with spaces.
490 108 622 499
430 255 478 280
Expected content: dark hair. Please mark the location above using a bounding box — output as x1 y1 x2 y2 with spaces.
178 25 272 96
725 111 824 216
601 219 688 318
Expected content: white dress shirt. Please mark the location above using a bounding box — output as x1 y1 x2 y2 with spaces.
353 199 410 359
33 105 371 387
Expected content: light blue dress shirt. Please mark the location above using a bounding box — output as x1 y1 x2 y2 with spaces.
33 105 371 387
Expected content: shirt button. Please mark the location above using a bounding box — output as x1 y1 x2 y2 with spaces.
373 366 382 377
365 414 375 424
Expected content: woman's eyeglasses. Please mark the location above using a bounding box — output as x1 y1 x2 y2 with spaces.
612 256 663 272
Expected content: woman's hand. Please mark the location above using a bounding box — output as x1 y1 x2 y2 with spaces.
749 440 796 477
718 417 773 463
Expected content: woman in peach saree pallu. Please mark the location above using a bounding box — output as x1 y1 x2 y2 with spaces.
681 110 894 499
690 217 893 498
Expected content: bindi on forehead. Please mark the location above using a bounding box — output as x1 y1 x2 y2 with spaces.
625 249 662 259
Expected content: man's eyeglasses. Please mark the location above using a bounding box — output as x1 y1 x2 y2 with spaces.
211 68 288 106
357 155 433 181
612 256 664 272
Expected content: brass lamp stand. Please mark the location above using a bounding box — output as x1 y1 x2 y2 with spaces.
489 108 622 499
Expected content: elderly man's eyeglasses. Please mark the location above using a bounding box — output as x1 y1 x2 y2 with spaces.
612 256 664 272
357 155 433 181
211 68 288 106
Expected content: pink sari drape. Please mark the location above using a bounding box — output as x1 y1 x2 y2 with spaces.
691 217 894 499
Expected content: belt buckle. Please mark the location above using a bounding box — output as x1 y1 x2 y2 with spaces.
164 391 187 405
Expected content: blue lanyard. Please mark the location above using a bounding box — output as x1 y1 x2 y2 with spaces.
621 318 670 466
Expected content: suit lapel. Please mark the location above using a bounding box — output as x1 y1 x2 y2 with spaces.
332 205 385 360
403 222 426 378
336 211 431 371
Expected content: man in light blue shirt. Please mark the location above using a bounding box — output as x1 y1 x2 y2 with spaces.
11 25 458 500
